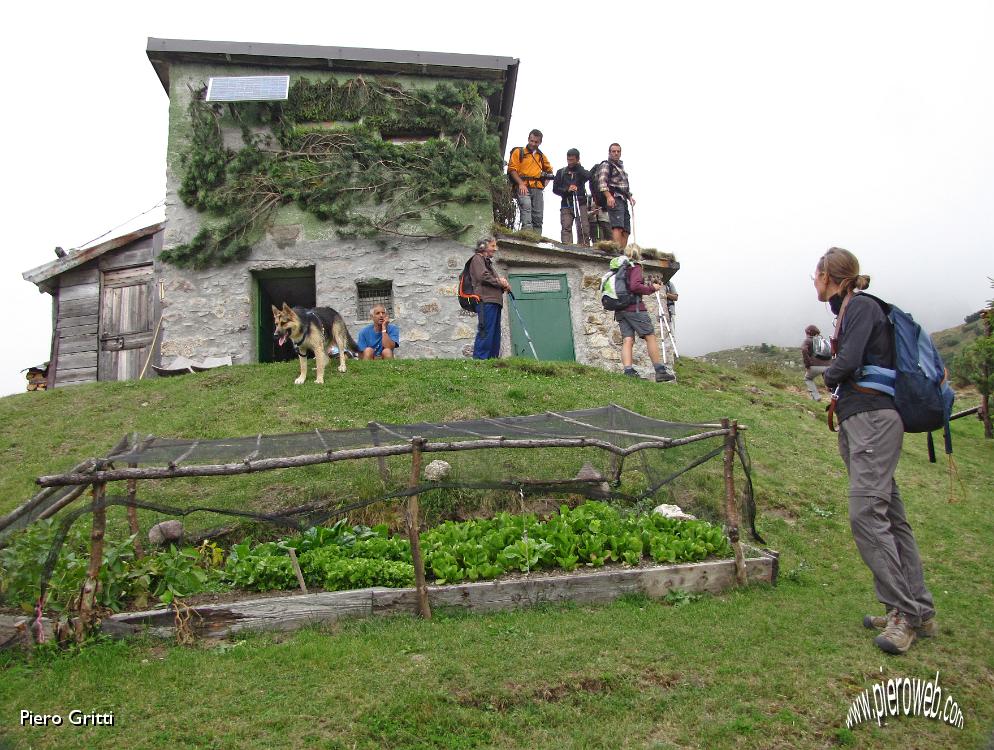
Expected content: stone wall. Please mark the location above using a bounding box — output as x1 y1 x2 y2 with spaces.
156 61 678 373
495 240 677 375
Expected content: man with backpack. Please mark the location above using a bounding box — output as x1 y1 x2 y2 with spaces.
801 324 831 401
469 236 511 359
592 143 635 248
607 246 674 382
551 148 591 246
507 129 553 234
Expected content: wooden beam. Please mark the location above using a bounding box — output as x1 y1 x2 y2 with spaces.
92 553 775 642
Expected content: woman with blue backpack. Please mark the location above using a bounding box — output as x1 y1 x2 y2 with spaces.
814 246 937 655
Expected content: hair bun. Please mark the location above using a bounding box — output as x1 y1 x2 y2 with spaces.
854 274 871 290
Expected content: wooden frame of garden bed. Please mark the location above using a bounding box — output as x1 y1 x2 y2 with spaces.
16 413 763 642
110 549 780 640
1 550 778 647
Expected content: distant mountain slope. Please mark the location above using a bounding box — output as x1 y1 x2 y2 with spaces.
701 314 986 374
700 344 803 372
931 314 987 367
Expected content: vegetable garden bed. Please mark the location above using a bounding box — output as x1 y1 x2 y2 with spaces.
2 407 766 645
112 551 778 639
3 549 777 644
1 502 777 647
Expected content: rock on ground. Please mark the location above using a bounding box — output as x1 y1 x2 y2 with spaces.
148 520 184 547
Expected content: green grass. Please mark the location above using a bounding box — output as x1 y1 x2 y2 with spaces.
1 357 993 749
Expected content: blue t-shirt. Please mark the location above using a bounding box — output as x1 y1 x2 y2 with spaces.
357 323 400 356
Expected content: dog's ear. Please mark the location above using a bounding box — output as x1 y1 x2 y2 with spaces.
271 304 281 317
282 302 293 315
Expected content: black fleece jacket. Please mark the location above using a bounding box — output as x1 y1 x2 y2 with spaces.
823 293 896 424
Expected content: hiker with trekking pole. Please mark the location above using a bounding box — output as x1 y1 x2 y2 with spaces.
469 236 512 360
552 149 591 246
601 245 674 382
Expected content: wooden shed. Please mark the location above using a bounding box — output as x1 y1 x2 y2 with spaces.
22 223 164 387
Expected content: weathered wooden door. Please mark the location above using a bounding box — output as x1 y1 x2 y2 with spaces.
98 266 155 381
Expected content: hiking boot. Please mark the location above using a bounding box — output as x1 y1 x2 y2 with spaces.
623 368 639 378
873 610 917 655
654 367 676 383
864 612 938 638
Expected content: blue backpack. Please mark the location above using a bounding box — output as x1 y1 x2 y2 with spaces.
855 294 955 462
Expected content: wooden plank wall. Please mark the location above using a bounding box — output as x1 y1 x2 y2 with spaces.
52 236 154 387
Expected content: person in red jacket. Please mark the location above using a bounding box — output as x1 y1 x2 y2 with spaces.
801 324 829 401
616 246 674 382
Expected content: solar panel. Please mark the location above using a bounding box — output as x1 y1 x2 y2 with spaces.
206 75 290 102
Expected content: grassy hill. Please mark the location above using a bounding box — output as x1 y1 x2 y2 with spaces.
0 358 991 750
700 343 804 372
932 315 988 373
702 313 989 383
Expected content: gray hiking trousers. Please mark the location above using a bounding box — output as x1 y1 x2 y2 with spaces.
839 409 936 626
804 365 827 401
516 187 544 233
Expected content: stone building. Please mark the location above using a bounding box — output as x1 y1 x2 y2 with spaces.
24 38 678 386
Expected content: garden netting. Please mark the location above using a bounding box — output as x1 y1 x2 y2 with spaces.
14 404 761 540
3 405 766 609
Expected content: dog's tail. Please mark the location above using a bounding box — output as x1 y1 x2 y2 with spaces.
331 317 360 355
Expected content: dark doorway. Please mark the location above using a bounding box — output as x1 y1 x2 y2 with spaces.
254 268 316 363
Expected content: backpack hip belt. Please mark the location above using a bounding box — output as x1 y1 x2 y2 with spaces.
855 365 896 396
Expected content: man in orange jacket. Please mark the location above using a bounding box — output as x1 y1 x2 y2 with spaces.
507 129 552 234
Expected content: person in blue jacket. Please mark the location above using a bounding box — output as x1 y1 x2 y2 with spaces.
357 304 399 360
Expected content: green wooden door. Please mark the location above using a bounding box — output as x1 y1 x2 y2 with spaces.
508 274 575 361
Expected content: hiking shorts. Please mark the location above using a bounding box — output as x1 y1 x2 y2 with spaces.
607 194 631 232
616 310 654 339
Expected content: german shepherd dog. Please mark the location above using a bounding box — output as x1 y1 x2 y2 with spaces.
272 303 359 384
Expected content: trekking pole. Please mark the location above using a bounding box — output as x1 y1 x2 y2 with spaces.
654 291 670 366
507 291 540 360
572 192 584 245
655 290 679 360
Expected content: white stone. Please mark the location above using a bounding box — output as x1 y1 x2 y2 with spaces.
423 460 451 481
653 504 697 521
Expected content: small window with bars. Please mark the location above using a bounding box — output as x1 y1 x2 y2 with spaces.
356 280 394 319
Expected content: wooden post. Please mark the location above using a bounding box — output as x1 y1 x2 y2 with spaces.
368 422 390 482
406 437 431 619
126 464 144 558
722 419 748 586
77 482 107 637
607 406 621 484
287 548 308 593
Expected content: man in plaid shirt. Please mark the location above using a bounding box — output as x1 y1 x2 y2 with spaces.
593 143 636 248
